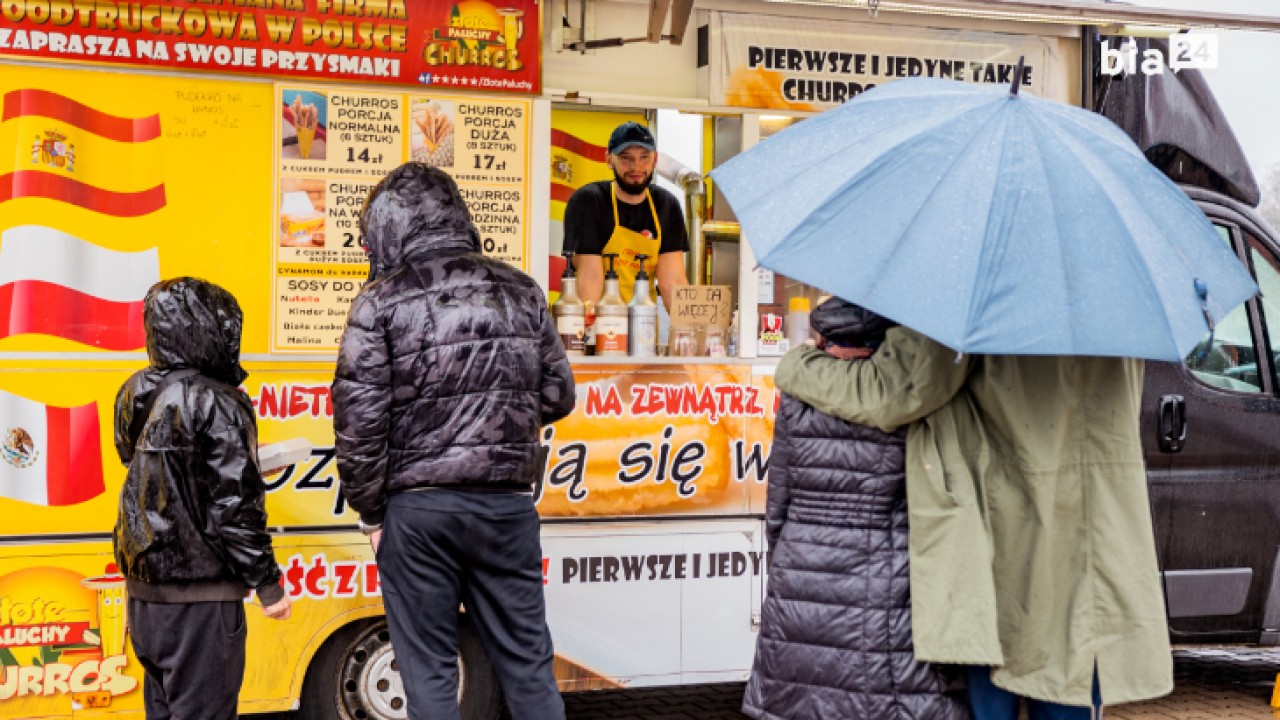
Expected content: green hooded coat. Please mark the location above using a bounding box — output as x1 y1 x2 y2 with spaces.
775 326 1173 706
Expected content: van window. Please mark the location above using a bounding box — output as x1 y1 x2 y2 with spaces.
1248 234 1280 390
1185 224 1262 393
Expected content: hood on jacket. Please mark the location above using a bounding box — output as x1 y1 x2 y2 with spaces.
359 163 481 278
811 297 896 347
143 277 247 386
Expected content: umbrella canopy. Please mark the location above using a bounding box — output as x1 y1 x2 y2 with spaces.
711 77 1258 361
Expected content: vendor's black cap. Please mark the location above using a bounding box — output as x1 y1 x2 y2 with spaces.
608 122 656 155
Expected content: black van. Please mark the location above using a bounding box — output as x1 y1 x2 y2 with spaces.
1097 36 1280 644
1145 186 1280 644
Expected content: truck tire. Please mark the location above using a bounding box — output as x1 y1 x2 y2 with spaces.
301 616 503 720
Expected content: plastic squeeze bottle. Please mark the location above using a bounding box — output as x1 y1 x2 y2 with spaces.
627 254 658 357
552 253 586 356
594 253 628 357
786 296 812 348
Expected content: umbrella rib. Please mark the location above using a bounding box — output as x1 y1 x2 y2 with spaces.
1035 112 1078 354
1038 112 1184 357
961 103 1019 351
870 101 1013 350
764 98 999 258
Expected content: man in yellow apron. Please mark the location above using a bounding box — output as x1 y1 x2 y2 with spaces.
563 121 689 310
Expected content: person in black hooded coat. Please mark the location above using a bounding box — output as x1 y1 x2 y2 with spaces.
743 297 970 720
333 163 575 720
114 277 291 720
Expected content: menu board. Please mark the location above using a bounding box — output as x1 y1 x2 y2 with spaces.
273 83 532 352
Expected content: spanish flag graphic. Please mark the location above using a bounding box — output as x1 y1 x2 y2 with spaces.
550 127 609 207
0 226 159 349
549 110 643 220
0 89 166 217
0 389 103 507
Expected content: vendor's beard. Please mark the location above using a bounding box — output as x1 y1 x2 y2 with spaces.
613 168 654 196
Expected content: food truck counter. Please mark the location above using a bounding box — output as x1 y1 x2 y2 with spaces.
568 356 778 368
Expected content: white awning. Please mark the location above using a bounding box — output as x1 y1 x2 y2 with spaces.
756 0 1280 32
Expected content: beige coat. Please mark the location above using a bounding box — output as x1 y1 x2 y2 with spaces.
775 327 1173 706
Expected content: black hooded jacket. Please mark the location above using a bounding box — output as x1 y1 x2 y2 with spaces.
743 298 969 720
113 278 284 605
333 164 576 526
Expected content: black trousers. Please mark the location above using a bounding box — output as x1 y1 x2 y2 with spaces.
127 598 247 720
379 489 564 720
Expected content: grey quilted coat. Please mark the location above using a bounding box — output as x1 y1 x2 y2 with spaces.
333 164 576 526
743 300 970 720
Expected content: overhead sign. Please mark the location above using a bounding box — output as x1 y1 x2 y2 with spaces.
708 12 1057 111
0 0 540 93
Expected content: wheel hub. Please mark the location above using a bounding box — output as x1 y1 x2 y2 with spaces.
360 644 407 719
337 624 467 720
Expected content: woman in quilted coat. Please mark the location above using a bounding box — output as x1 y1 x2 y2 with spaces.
743 297 970 720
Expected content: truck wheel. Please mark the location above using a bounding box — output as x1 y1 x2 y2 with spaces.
301 616 502 720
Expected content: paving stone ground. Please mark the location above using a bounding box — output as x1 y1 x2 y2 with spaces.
1105 647 1280 719
551 647 1280 719
257 646 1280 719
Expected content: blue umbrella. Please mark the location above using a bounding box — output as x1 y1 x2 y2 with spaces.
710 77 1258 361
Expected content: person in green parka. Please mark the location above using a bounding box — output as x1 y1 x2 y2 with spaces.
775 324 1174 720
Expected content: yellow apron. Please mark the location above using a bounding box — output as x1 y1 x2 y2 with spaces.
602 183 662 304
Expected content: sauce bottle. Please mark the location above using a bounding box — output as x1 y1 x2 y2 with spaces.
628 253 657 357
786 296 812 348
552 252 585 356
594 253 628 357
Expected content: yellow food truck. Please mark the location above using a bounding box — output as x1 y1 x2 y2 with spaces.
1 0 1277 718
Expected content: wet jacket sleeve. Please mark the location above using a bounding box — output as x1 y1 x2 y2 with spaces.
775 327 972 432
113 380 139 465
537 301 577 425
204 403 285 606
333 293 394 526
765 398 794 552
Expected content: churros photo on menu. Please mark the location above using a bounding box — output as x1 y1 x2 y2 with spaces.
282 89 327 161
410 99 455 168
279 179 326 248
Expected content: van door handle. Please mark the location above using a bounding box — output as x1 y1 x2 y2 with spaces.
1158 394 1187 453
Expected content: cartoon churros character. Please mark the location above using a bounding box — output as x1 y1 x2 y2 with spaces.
82 564 128 656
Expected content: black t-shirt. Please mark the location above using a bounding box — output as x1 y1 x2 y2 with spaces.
562 181 689 256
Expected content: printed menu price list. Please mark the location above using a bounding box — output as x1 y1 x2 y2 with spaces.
273 84 532 352
280 87 403 176
450 101 527 185
462 186 524 267
277 267 367 348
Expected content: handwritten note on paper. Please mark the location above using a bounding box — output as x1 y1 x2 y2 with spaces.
670 285 733 354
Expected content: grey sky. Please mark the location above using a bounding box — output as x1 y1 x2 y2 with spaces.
1125 0 1280 182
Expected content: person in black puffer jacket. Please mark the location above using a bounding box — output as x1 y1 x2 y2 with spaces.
114 277 291 720
743 297 970 720
333 163 576 720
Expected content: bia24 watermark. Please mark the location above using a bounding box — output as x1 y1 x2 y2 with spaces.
1101 33 1219 75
